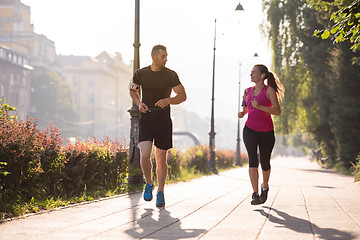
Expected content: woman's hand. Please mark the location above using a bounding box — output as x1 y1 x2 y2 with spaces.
238 111 246 118
252 99 260 109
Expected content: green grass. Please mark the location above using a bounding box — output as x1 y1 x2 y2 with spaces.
0 186 131 221
0 168 212 221
1 163 244 221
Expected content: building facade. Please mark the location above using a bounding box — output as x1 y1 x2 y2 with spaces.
0 0 55 71
0 45 32 119
0 0 55 119
56 52 133 140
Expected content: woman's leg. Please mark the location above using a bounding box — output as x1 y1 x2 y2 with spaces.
243 126 260 193
258 130 275 189
249 167 259 193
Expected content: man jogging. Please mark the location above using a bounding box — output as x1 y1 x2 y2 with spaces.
129 45 187 207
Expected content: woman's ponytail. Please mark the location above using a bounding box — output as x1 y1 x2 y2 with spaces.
267 71 285 102
255 64 285 102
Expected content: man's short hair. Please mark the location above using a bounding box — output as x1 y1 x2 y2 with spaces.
151 45 167 56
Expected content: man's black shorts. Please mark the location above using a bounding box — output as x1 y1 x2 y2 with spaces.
138 118 173 150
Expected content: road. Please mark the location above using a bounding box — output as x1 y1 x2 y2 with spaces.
1 156 360 239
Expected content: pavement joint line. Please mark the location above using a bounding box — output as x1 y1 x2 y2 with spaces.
1 173 233 224
14 176 242 239
300 183 317 240
325 189 360 227
139 185 244 239
197 193 251 239
81 185 244 240
59 185 221 240
255 175 285 240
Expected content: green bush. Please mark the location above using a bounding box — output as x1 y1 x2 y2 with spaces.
216 150 235 169
351 153 360 182
0 116 44 200
166 149 182 180
61 137 128 197
0 98 247 219
182 145 210 173
0 99 128 209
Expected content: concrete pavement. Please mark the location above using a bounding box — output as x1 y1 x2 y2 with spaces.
1 156 360 239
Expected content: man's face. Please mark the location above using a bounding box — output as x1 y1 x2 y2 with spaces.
153 49 168 68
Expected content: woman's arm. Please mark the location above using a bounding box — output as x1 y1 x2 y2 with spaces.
238 89 248 118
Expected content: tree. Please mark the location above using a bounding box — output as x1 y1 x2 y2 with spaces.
313 0 360 64
30 71 78 137
263 0 360 168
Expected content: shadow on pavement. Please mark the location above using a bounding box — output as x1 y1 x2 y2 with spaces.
256 207 357 240
300 168 344 176
125 208 206 239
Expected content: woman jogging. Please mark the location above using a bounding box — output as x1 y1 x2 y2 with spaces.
238 64 285 205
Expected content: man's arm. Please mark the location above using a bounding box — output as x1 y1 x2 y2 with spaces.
129 89 149 113
155 84 187 108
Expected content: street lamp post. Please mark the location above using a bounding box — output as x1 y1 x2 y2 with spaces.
208 19 218 173
235 63 242 166
234 2 244 166
208 2 244 173
128 0 143 184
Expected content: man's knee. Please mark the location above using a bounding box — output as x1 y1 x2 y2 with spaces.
139 141 153 160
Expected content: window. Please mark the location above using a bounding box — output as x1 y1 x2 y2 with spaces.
10 74 14 86
87 92 95 104
87 111 94 121
0 84 4 97
87 79 95 90
72 77 78 88
0 49 6 58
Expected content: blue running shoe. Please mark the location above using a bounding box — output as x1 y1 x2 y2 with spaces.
143 183 154 201
156 191 165 207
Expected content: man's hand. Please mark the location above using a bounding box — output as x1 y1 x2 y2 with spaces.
138 102 150 113
155 98 170 108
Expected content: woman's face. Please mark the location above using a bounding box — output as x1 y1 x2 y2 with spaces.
250 66 264 83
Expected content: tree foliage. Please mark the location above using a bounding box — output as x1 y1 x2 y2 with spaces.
263 0 360 168
30 71 78 137
313 0 360 64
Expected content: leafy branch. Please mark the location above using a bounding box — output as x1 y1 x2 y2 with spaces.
314 0 360 63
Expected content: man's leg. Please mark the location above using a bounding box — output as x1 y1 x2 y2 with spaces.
155 147 168 192
138 141 153 185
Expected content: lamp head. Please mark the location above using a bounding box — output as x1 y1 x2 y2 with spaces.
235 2 244 11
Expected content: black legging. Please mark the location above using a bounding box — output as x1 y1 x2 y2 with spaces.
243 125 275 171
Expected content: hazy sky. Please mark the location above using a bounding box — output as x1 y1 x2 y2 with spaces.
22 0 272 123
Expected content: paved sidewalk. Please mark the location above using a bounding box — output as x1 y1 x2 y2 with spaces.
1 156 360 239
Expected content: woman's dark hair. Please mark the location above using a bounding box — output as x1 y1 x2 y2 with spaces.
255 64 285 102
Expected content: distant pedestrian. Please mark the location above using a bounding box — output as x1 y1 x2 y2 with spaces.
129 45 187 207
238 64 284 205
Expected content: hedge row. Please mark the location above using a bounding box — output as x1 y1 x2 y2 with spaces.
0 99 247 216
0 99 128 203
